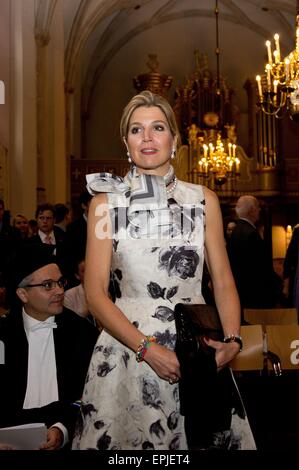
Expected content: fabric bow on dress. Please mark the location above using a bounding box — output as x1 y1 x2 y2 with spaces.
86 166 195 239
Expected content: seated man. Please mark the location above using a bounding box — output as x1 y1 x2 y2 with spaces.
0 244 99 449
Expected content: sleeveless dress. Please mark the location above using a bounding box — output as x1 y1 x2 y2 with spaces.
72 168 256 450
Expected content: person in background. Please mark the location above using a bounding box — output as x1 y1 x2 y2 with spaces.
63 259 92 322
28 219 38 237
32 204 65 247
72 90 255 451
54 203 72 233
223 216 237 259
0 243 99 449
13 214 30 240
0 200 21 309
28 204 65 268
229 195 279 311
283 223 299 307
63 191 92 287
294 250 299 319
224 217 237 243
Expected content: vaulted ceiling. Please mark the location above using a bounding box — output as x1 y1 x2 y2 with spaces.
57 0 296 157
63 0 296 103
36 0 295 158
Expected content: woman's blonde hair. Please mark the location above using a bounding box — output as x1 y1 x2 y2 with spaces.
120 90 181 148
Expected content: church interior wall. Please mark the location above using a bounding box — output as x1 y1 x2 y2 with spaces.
83 15 268 161
0 0 10 150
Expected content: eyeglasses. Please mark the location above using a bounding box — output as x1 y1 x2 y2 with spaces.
25 277 67 291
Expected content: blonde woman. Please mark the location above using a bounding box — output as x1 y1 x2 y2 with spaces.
73 91 255 450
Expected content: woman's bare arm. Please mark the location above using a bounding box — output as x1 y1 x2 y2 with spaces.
203 187 241 366
84 193 180 381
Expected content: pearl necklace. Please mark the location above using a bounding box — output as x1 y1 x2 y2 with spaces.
166 176 178 195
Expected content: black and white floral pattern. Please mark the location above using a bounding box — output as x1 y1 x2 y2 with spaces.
159 246 200 279
72 179 256 451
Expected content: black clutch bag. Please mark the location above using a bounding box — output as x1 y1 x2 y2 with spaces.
174 303 232 449
174 303 224 415
174 303 224 358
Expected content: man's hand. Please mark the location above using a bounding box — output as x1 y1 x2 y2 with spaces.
39 427 63 450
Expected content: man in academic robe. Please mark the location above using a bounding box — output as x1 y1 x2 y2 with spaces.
0 244 99 449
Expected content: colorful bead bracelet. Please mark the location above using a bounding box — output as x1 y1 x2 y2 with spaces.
136 335 156 362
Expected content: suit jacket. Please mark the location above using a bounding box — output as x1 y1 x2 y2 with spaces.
283 224 299 304
228 219 278 309
0 306 99 439
27 227 66 267
0 224 22 288
61 217 88 286
29 226 66 247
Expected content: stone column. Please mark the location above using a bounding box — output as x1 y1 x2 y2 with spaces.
36 1 66 204
9 0 37 218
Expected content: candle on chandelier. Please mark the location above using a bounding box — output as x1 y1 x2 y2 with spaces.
266 40 272 64
288 53 294 79
228 142 232 157
232 144 236 158
256 75 263 100
274 34 280 62
296 28 299 53
203 144 208 159
285 58 290 82
266 64 272 91
236 158 240 173
273 80 279 105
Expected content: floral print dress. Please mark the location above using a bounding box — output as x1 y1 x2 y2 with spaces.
72 170 255 450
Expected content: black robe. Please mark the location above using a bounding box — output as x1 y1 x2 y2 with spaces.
0 306 99 440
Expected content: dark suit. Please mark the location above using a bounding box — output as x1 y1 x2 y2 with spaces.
295 251 299 317
28 226 66 246
228 219 278 310
25 227 66 274
0 224 22 307
62 217 88 286
0 224 21 287
0 306 99 440
283 224 299 306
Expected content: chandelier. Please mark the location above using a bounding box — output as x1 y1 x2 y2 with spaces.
255 6 299 119
197 131 240 185
195 0 240 186
133 54 172 96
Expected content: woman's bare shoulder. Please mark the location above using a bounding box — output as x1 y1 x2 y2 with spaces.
90 192 108 206
202 186 219 206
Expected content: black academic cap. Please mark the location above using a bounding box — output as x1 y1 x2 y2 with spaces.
13 243 57 287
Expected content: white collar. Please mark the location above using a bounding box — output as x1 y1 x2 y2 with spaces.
22 308 57 333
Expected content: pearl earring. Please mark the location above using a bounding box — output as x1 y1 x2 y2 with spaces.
127 151 132 163
171 148 176 159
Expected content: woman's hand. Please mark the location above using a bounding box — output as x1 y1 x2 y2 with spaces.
204 337 240 371
144 342 181 384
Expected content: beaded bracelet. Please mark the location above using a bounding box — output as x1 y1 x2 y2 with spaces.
223 334 243 352
136 336 156 363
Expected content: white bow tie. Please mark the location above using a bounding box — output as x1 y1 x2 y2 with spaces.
30 322 57 332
